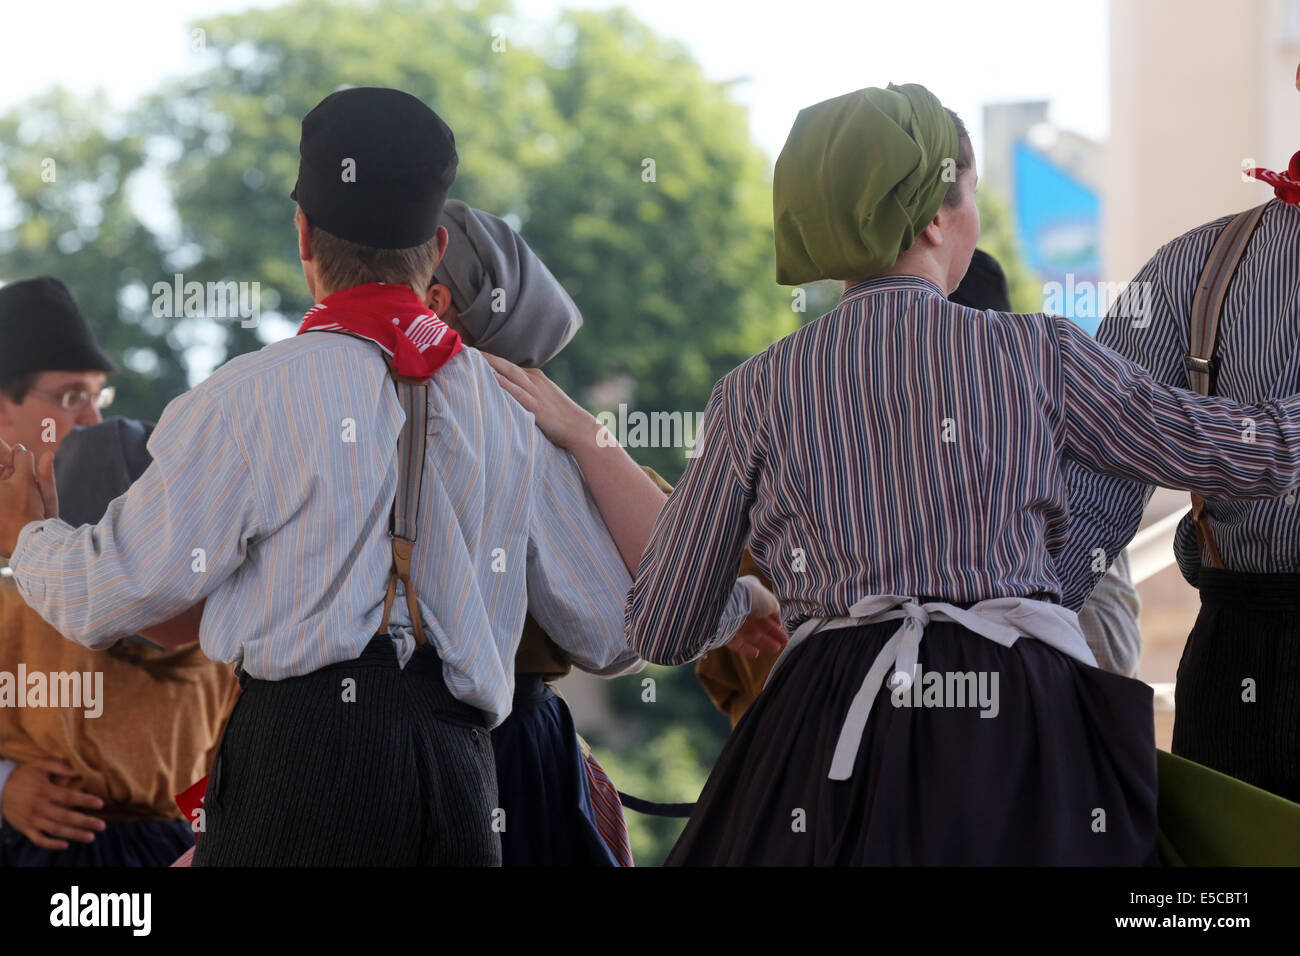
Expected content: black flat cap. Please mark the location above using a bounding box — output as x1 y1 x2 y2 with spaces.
0 276 117 384
291 87 458 249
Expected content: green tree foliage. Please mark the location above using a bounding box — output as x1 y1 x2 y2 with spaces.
132 0 795 481
0 90 187 419
590 725 714 866
0 0 795 863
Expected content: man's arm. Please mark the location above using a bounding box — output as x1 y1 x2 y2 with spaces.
524 428 643 677
5 388 264 648
136 600 205 650
1057 250 1185 608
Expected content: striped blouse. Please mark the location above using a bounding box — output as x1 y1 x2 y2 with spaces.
1058 199 1300 607
625 274 1300 665
9 332 746 727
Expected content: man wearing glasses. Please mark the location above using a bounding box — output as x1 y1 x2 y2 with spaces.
0 277 116 452
0 276 235 867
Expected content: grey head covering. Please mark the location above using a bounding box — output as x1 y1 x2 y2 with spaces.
55 418 154 528
432 200 582 366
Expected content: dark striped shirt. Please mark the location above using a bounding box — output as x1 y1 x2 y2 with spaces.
1059 199 1300 608
626 273 1300 664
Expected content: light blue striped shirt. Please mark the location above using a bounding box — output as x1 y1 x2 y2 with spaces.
9 331 748 726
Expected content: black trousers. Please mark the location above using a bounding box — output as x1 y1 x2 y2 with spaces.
194 635 500 866
1173 569 1300 803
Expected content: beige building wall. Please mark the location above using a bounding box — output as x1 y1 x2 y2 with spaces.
1106 0 1300 284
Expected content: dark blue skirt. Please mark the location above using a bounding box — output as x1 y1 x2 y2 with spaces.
491 675 617 866
0 817 193 867
667 619 1160 865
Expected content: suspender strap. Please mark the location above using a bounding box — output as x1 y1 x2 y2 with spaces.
377 369 430 644
1186 202 1269 570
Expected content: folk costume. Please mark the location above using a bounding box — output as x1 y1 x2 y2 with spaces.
1058 191 1300 803
432 200 629 866
0 421 238 866
627 84 1300 865
694 248 1145 717
9 88 700 865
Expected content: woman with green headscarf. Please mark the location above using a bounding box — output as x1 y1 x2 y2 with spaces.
616 83 1300 864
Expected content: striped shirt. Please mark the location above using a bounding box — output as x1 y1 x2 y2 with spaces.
626 273 1300 664
1058 199 1300 607
8 330 723 727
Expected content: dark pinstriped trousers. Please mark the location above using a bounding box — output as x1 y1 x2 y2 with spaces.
193 635 501 866
1174 569 1300 803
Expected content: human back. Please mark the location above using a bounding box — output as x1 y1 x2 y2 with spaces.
739 284 1073 619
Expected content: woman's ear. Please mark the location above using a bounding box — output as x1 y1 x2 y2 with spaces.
426 282 452 316
919 213 945 247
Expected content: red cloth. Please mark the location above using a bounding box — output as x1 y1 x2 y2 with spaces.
297 282 462 379
583 752 634 867
1246 150 1300 206
169 774 207 866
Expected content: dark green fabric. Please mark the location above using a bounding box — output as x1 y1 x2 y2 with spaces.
1156 749 1300 865
773 83 958 285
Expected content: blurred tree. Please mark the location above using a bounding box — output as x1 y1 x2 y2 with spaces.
522 8 795 481
134 0 794 482
0 89 187 420
0 0 799 865
590 725 714 866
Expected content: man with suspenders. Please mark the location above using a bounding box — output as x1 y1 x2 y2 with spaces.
1058 190 1300 802
0 87 685 864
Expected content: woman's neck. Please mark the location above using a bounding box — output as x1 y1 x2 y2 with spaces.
845 255 949 295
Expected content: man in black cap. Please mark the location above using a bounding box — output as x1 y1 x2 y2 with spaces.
0 277 116 456
0 276 117 860
0 86 740 866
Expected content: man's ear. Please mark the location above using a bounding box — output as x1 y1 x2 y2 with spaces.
426 282 452 315
432 225 449 268
296 207 313 262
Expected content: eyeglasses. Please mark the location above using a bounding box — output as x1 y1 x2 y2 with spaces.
28 385 116 413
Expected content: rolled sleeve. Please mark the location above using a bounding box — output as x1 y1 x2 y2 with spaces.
9 387 264 648
526 432 642 677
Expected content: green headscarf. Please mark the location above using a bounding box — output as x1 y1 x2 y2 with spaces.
773 83 959 285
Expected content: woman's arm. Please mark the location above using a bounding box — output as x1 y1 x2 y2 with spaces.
1058 317 1300 497
136 600 205 650
485 353 666 576
488 354 786 662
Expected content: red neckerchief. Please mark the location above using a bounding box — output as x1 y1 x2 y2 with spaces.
1246 150 1300 206
297 282 462 379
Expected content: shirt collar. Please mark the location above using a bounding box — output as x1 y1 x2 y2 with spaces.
838 273 947 305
